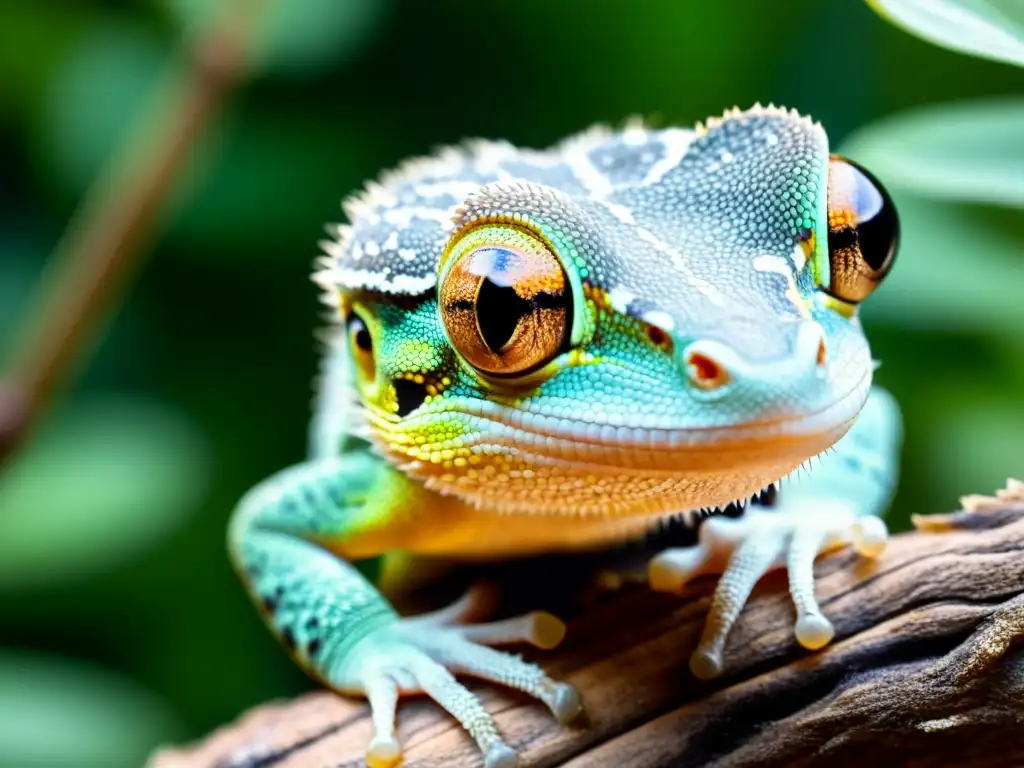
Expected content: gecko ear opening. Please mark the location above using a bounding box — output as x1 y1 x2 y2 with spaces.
822 155 899 304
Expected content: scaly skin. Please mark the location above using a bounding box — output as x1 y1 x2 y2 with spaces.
229 106 902 767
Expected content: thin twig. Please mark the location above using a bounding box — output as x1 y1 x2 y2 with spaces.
0 5 265 467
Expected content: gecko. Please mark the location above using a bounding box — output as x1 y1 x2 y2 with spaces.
228 105 902 768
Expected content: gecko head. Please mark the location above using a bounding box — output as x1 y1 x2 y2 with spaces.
324 107 898 516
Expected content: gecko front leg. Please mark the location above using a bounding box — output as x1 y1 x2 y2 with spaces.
229 451 581 768
649 387 902 679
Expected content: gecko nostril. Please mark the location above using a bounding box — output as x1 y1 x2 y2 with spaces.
686 351 731 391
817 338 828 367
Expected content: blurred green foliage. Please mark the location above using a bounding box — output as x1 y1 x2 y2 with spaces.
0 0 1021 764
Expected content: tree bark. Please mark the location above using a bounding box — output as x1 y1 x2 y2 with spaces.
150 480 1024 768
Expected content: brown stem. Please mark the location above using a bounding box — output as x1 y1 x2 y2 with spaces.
0 5 263 467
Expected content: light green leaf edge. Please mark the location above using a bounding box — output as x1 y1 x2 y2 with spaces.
868 0 1024 67
0 650 182 768
840 98 1024 209
0 397 208 592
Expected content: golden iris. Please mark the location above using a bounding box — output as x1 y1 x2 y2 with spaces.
439 225 571 377
824 155 899 304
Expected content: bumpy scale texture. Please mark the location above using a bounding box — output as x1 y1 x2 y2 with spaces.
229 106 903 768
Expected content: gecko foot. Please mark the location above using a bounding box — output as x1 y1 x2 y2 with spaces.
648 507 888 680
339 585 581 768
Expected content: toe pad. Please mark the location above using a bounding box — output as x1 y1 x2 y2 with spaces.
485 743 520 768
689 648 724 680
551 683 583 723
531 612 567 650
366 736 402 768
795 614 835 650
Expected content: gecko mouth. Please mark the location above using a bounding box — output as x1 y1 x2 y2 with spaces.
391 374 864 473
372 368 870 475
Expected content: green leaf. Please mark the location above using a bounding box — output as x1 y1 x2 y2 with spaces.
166 109 386 256
163 0 389 76
839 98 1024 209
867 0 1024 67
0 3 93 121
257 0 388 75
0 651 181 768
860 193 1024 332
926 393 1024 507
0 239 38 361
0 397 207 591
38 20 166 194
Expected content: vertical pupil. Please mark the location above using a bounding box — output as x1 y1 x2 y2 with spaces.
476 276 531 352
349 316 372 352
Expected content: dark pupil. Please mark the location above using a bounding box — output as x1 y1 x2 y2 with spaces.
348 315 372 352
471 246 567 353
850 163 898 271
477 276 532 352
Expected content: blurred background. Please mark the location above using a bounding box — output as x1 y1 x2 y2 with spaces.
0 1 1021 765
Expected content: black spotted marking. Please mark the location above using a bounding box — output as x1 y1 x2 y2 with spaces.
281 626 297 653
394 378 427 417
261 584 285 615
306 616 320 630
307 637 322 658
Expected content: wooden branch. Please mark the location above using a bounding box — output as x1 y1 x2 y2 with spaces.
151 481 1024 768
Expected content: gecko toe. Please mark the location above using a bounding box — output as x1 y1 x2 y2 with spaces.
648 547 710 593
689 647 724 680
485 743 520 768
529 612 567 650
853 515 889 558
795 613 835 650
550 682 583 723
366 735 402 768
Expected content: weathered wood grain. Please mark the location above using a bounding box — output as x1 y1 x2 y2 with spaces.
150 481 1024 768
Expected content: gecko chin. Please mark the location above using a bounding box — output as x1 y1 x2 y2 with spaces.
374 369 871 517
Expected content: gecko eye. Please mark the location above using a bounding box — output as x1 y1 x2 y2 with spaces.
345 311 376 382
439 225 571 377
824 155 899 304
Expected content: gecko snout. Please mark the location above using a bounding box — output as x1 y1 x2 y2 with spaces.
680 321 830 396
